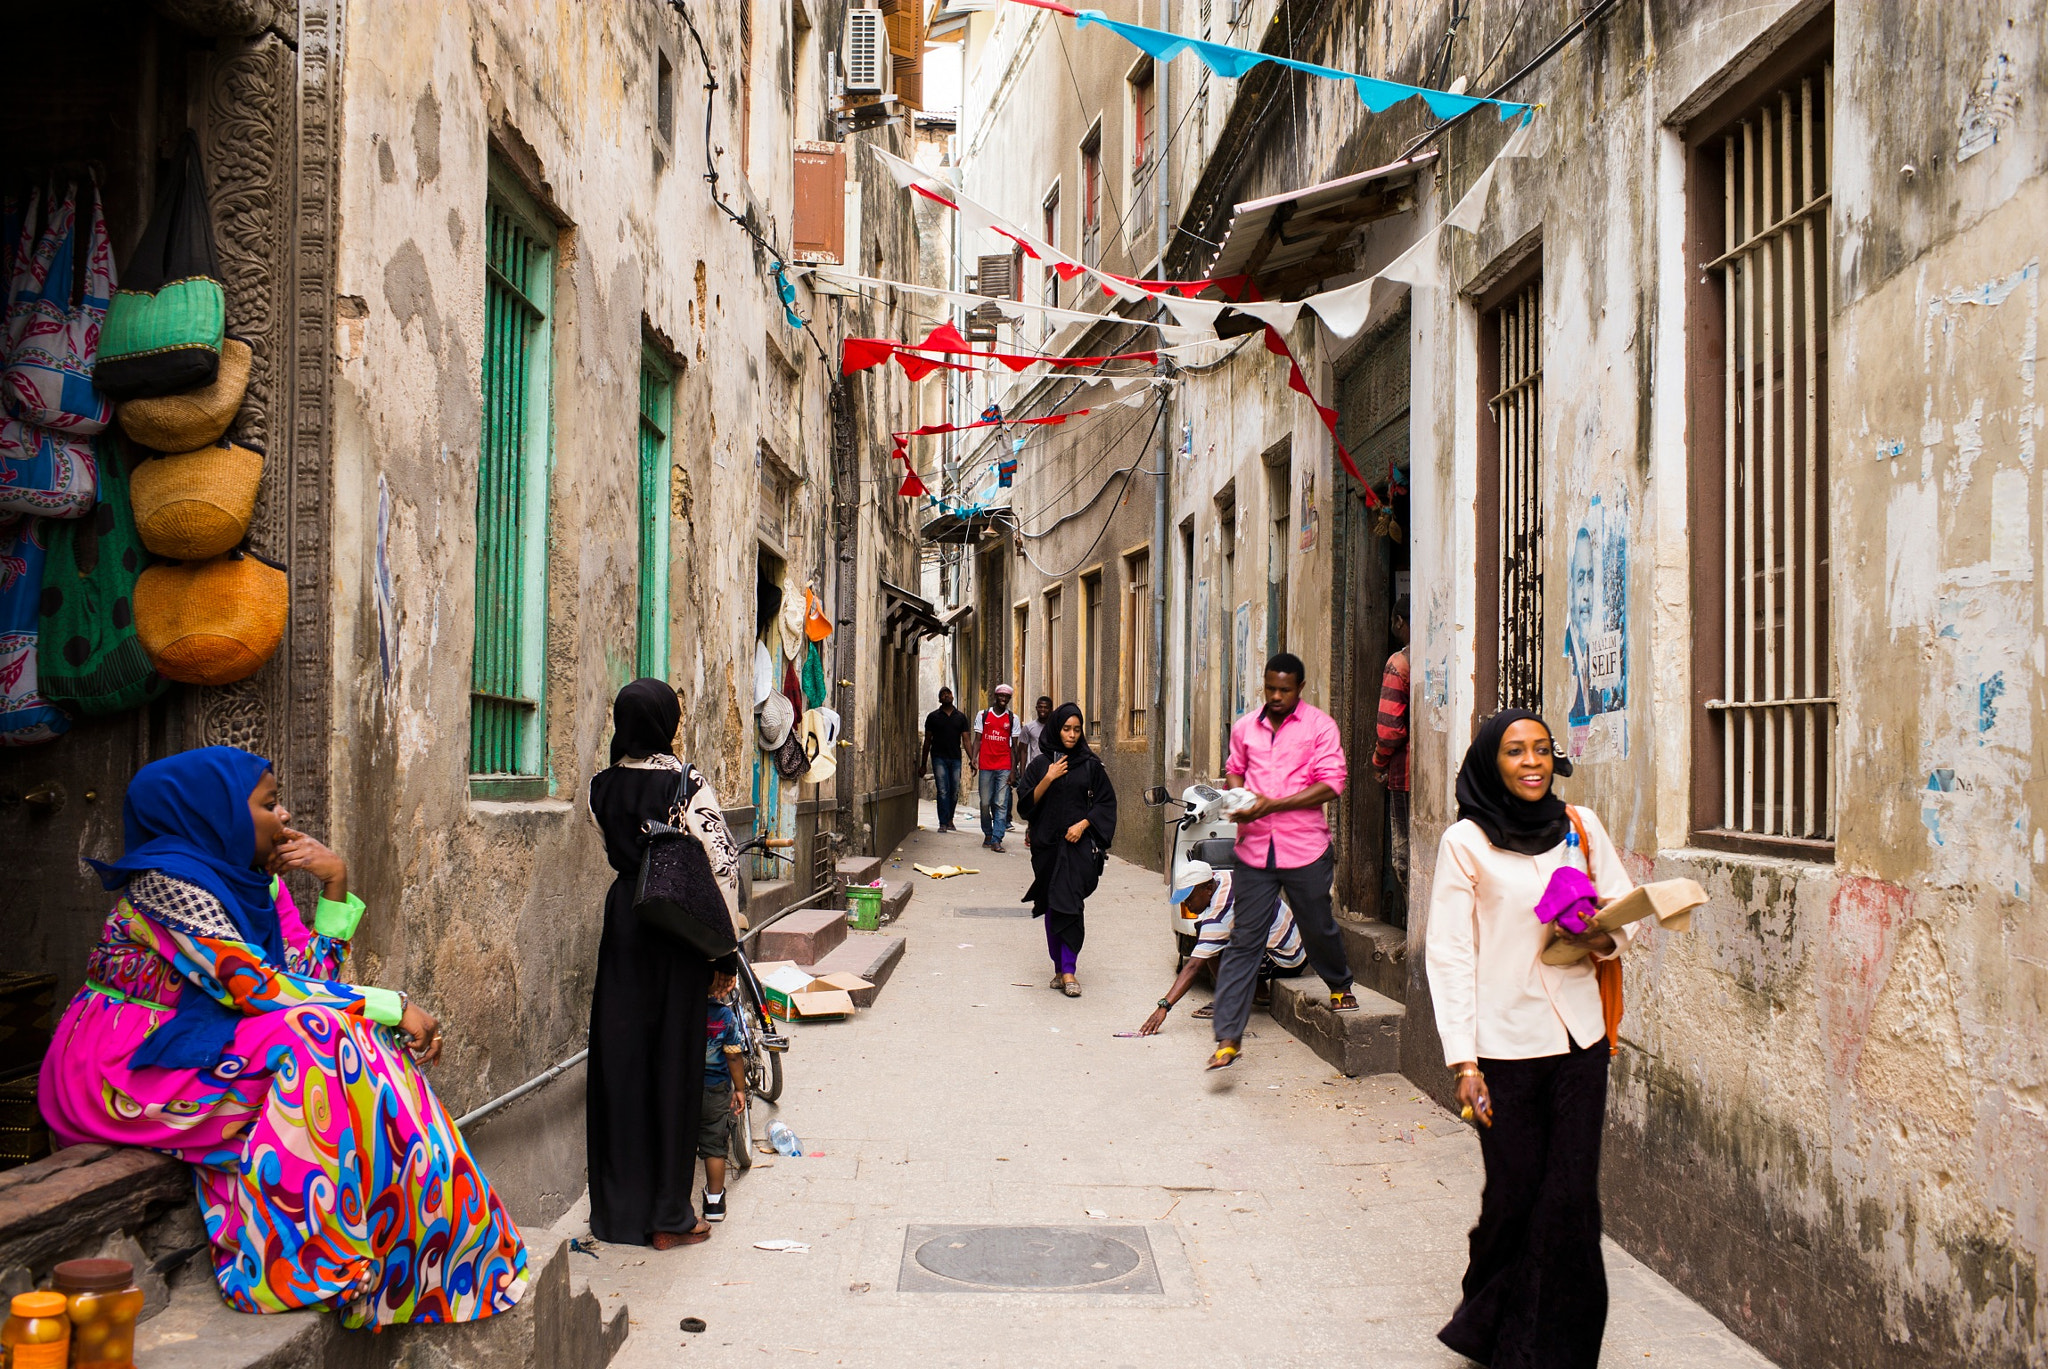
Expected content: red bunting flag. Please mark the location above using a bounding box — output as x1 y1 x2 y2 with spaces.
1263 326 1380 509
842 333 1159 379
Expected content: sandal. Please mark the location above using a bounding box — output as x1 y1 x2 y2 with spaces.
1331 991 1361 1013
1061 978 1081 998
1191 1003 1215 1020
1050 972 1065 990
1205 1044 1240 1071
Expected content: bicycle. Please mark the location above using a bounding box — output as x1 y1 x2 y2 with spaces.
722 833 794 1171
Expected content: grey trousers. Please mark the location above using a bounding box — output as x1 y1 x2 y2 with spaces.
1212 847 1352 1043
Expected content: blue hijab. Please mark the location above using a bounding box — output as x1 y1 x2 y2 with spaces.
89 747 283 1070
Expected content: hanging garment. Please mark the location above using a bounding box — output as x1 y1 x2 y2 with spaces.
0 515 70 745
800 638 826 707
0 415 99 518
1 183 113 433
38 436 168 715
97 136 226 398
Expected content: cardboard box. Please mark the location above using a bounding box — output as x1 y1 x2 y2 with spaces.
754 964 871 1021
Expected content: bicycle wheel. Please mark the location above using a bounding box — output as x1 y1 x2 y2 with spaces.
736 972 786 1103
755 1045 784 1104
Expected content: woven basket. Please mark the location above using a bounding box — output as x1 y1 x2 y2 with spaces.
115 336 251 452
134 549 287 685
129 439 263 559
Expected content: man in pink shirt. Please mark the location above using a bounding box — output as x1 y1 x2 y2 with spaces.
1209 652 1358 1069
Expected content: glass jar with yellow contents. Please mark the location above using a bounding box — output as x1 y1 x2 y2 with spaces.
1 1290 71 1369
49 1261 142 1369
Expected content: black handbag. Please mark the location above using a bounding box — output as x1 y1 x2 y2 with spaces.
632 771 738 960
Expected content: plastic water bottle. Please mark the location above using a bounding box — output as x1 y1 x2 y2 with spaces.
767 1121 803 1157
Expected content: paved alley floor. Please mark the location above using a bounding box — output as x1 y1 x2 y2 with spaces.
577 805 1773 1368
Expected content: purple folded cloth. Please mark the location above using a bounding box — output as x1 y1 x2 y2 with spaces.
1535 864 1600 935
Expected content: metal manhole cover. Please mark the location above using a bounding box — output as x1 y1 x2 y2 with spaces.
897 1224 1163 1294
955 906 1031 917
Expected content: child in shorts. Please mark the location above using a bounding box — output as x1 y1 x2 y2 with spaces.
700 971 748 1222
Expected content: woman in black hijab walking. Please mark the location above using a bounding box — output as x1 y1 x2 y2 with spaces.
1015 704 1117 997
1424 708 1637 1367
587 679 738 1249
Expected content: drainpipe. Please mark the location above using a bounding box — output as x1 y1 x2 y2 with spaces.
1151 0 1173 846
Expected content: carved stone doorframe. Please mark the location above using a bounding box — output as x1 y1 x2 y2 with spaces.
192 4 339 838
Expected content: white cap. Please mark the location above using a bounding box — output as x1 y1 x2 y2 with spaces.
993 683 1014 695
1170 860 1216 902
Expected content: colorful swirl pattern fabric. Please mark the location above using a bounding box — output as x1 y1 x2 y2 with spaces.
38 882 528 1328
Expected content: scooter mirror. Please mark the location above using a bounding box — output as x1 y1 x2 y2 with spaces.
1142 786 1172 807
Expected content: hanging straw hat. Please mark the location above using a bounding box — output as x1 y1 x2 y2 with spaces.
115 336 252 452
134 549 288 685
778 568 807 660
129 439 264 559
799 708 837 785
757 690 795 751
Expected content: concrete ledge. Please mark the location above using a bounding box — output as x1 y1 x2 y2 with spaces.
133 1234 625 1369
881 878 913 921
745 879 801 929
1335 917 1409 1005
0 1145 193 1278
835 855 883 890
755 906 848 965
1267 982 1404 1077
802 933 906 1005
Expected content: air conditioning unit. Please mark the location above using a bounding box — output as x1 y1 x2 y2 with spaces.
844 8 891 95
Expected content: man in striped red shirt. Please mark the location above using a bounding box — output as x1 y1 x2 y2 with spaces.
1371 599 1412 891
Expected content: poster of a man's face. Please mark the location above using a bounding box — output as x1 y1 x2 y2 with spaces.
1564 491 1627 751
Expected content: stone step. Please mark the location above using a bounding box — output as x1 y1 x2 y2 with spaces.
1266 981 1404 1077
134 1229 625 1369
0 1144 194 1305
754 905 848 965
1335 917 1409 1005
802 933 906 1007
881 878 913 922
835 854 884 889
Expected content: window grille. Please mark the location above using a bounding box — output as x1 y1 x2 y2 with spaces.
1704 60 1835 843
473 180 554 793
637 349 674 680
1082 571 1104 736
1487 278 1543 712
1080 128 1102 269
1122 550 1150 739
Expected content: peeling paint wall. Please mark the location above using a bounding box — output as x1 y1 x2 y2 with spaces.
328 0 924 1223
963 0 2048 1362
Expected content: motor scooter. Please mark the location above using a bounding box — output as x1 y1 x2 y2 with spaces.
1143 781 1257 963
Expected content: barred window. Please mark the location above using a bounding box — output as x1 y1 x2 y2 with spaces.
1477 270 1543 715
1690 49 1835 852
472 166 555 797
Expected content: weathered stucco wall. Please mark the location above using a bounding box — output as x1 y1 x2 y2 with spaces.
327 0 924 1222
972 0 2048 1362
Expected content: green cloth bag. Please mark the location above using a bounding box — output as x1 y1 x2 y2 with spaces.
38 436 170 715
96 135 227 399
801 639 826 708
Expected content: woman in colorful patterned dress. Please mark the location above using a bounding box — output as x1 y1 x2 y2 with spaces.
38 746 527 1329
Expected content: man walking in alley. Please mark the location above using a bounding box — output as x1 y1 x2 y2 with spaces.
971 684 1018 853
1208 653 1358 1070
921 687 972 833
1372 599 1411 895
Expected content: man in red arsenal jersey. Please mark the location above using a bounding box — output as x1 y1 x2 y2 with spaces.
970 684 1017 853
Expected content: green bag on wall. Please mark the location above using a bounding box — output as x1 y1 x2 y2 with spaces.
37 436 169 715
96 136 226 399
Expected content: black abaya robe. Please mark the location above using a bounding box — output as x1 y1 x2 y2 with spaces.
1015 735 1117 954
586 762 735 1244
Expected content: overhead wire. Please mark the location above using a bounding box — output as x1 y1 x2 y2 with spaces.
1013 398 1172 580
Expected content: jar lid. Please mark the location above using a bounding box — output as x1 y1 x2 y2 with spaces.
52 1258 134 1292
9 1289 67 1317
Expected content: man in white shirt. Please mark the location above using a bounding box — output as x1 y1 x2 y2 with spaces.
1136 863 1305 1035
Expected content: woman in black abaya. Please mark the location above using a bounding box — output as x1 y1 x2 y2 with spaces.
586 678 737 1249
1016 704 1117 997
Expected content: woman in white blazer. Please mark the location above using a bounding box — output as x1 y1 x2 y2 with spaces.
1425 708 1636 1368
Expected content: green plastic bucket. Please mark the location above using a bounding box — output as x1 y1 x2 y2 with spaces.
846 884 884 932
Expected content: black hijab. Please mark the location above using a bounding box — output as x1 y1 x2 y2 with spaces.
1455 708 1575 856
609 677 681 763
1039 703 1094 760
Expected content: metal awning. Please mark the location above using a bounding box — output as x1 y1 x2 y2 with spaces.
1207 151 1436 296
918 506 1011 545
882 580 950 647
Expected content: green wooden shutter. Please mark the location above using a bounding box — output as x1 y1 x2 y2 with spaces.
637 350 674 680
473 177 554 795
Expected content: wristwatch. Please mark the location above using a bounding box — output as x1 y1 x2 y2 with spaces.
1156 998 1173 1010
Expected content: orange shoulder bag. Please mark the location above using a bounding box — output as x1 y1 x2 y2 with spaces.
1567 807 1623 1057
